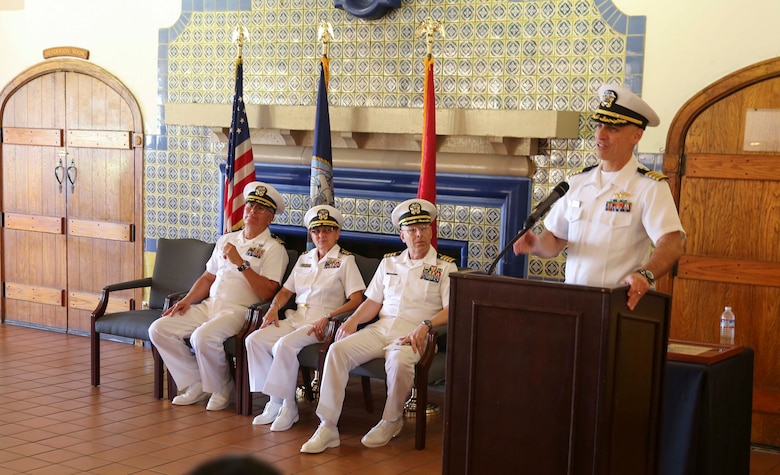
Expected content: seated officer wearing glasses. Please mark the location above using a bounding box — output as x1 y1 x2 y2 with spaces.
245 204 365 432
301 198 457 453
150 181 289 412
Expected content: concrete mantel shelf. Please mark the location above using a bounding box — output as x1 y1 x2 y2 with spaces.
165 103 581 177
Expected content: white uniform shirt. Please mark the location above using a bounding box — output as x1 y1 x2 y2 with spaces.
544 156 685 287
205 228 288 307
282 245 366 323
365 246 457 327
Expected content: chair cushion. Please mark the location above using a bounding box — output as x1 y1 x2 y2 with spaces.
298 343 321 368
94 310 162 341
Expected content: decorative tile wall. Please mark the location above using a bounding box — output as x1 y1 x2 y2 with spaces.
147 0 656 279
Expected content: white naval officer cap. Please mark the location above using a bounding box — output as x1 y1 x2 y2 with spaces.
243 181 285 215
591 83 660 129
304 204 344 229
391 198 437 228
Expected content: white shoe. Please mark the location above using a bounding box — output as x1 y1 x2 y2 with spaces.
205 379 234 411
361 419 403 448
270 406 299 432
172 382 209 406
252 401 282 425
300 424 340 454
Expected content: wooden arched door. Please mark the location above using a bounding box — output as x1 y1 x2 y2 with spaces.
664 57 780 446
0 58 143 334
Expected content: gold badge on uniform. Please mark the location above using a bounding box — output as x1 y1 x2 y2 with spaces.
605 191 632 213
421 264 442 283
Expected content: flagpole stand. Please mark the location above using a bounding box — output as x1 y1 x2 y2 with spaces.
403 386 439 416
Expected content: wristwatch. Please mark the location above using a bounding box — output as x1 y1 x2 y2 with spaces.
422 319 433 331
237 260 251 272
637 268 655 285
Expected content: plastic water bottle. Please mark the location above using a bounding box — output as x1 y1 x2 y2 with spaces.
719 306 735 345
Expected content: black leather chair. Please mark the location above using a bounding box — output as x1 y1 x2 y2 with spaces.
91 238 215 399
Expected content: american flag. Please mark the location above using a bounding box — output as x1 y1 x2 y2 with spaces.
223 57 255 233
418 54 438 249
310 56 334 208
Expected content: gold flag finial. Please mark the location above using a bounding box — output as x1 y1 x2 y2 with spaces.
231 25 249 59
415 18 444 57
317 21 335 57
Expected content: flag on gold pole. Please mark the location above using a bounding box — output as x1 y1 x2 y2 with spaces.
223 54 255 233
416 18 443 249
310 54 334 207
418 54 437 248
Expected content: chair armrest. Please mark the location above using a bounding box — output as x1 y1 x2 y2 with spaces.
162 290 192 312
418 324 447 371
92 277 154 320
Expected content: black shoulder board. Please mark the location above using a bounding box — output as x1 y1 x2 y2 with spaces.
637 167 668 181
383 250 403 258
574 165 597 175
270 233 286 245
437 253 455 263
338 248 353 255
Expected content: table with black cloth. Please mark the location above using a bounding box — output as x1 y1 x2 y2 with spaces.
659 347 754 475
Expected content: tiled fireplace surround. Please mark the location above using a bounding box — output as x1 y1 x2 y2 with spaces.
165 103 581 278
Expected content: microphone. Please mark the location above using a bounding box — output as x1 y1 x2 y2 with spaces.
523 181 570 229
486 181 569 275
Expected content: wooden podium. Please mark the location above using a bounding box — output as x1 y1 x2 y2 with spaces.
443 271 671 475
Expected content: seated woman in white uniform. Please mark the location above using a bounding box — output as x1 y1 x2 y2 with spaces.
244 204 366 431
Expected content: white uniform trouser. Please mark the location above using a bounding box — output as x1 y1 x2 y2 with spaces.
148 299 247 394
316 319 421 425
245 320 322 402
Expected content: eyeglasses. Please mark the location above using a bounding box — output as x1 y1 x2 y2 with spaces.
245 203 271 215
310 226 337 235
402 224 432 234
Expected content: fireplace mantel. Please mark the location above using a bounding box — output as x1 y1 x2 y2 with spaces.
165 103 580 177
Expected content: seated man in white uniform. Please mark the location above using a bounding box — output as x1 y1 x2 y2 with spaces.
300 198 458 453
245 204 365 431
149 181 289 411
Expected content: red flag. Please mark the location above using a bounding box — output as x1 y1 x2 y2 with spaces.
418 55 437 249
223 57 255 233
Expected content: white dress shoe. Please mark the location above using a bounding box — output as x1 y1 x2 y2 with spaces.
171 382 209 406
270 406 299 432
361 419 403 448
300 424 340 454
252 401 282 425
206 379 234 411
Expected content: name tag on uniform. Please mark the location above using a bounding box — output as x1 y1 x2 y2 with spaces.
299 263 311 268
324 258 341 269
246 246 265 258
421 265 442 283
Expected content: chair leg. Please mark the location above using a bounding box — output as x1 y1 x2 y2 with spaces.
151 344 164 399
414 370 430 450
91 331 100 387
167 370 177 400
361 376 374 413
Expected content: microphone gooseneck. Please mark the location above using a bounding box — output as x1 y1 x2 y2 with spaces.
486 181 569 275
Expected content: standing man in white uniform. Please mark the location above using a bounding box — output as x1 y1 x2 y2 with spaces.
513 84 685 310
300 198 458 454
149 181 289 411
245 204 365 432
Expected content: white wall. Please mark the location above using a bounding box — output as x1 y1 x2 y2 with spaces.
2 0 779 152
0 0 180 129
616 0 780 152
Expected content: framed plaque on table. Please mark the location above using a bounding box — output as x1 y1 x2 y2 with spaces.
667 339 743 365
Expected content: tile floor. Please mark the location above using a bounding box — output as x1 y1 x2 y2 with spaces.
0 323 778 474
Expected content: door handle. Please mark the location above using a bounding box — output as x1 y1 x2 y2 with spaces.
67 159 77 193
54 158 65 193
